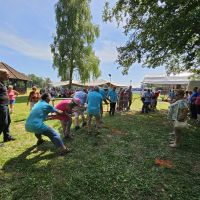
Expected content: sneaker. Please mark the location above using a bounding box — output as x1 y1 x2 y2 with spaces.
169 143 180 148
59 148 71 156
36 139 45 146
3 136 16 142
75 126 80 131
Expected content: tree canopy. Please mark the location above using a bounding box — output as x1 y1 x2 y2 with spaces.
51 0 101 88
103 1 200 74
27 74 51 88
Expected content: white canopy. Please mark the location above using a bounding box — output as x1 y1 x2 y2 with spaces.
142 73 192 85
50 79 127 88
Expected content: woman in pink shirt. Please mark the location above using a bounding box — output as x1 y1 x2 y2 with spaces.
7 85 19 113
49 98 81 139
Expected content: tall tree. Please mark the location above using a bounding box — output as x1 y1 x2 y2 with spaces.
103 1 200 74
27 74 43 87
51 0 101 88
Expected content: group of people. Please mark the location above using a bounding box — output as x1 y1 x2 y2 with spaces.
0 69 133 155
141 89 160 113
2 67 199 153
25 85 125 155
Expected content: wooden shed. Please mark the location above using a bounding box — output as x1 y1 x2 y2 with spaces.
0 62 30 93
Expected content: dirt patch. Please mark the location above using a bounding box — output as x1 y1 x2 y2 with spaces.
110 128 127 136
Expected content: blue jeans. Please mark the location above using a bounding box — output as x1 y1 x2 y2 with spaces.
35 127 64 148
142 102 151 113
0 105 12 139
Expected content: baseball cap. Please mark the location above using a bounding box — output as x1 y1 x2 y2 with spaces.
72 98 81 106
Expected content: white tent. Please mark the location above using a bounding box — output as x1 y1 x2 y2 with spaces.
50 79 127 88
142 73 191 86
49 80 83 87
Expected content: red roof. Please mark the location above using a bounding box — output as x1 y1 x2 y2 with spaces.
0 62 30 81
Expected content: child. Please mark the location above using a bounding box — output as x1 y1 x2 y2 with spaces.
27 86 40 110
7 85 19 113
25 93 70 155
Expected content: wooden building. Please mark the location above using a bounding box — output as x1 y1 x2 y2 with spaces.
0 62 30 93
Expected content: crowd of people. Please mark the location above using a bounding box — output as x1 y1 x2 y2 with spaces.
140 89 160 113
1 68 199 154
0 68 134 154
25 85 134 155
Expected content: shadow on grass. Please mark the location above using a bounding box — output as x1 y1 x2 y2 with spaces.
1 110 200 199
2 143 58 172
14 119 26 123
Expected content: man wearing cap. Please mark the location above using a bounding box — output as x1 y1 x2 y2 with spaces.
0 69 15 142
72 88 87 130
49 97 81 139
25 93 70 155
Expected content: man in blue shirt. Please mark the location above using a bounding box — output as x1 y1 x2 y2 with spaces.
168 90 175 101
107 86 118 116
25 93 70 155
142 89 152 113
87 86 103 133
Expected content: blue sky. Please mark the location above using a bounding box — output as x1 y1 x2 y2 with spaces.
0 0 165 87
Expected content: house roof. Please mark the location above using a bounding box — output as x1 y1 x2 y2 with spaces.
0 62 30 81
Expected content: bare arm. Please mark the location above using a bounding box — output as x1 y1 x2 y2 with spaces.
14 90 20 96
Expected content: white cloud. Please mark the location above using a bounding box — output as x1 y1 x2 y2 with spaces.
96 40 118 63
0 30 52 61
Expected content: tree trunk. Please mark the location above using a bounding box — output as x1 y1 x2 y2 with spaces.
69 65 73 89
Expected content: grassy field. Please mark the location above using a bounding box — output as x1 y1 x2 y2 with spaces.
0 93 200 200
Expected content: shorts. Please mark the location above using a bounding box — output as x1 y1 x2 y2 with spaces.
74 109 85 118
87 112 100 118
9 100 15 104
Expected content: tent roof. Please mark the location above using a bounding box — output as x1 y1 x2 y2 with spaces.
50 80 83 87
142 73 192 85
50 79 127 88
0 62 30 81
187 80 200 91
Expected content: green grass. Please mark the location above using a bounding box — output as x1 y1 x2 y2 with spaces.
0 93 200 200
